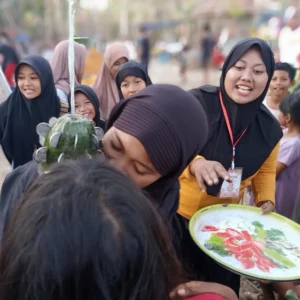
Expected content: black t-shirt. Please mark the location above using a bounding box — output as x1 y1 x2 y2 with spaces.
138 37 150 61
201 36 215 58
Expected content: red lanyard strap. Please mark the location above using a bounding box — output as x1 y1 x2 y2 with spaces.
219 91 247 168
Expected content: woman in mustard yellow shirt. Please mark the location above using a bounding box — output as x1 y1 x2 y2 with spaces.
177 38 282 296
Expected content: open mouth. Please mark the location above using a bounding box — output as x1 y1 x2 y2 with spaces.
83 113 91 118
273 86 284 92
236 85 253 95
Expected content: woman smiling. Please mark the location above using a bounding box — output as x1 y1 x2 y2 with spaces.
177 38 283 295
0 55 60 169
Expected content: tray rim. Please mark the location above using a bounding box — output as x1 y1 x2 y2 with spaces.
189 204 300 281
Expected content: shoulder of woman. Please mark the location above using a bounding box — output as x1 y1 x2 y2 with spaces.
189 86 220 116
189 86 219 98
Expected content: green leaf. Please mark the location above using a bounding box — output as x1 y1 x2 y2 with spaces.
266 229 285 241
255 226 266 240
211 247 231 257
263 248 296 268
204 235 230 257
266 242 285 255
206 234 224 247
252 221 264 228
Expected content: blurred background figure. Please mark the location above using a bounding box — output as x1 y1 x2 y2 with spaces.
50 40 87 109
92 42 129 120
137 25 151 71
278 9 300 68
0 44 19 89
178 44 189 84
200 23 215 85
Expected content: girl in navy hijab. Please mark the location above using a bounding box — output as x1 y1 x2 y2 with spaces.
69 85 106 130
115 60 152 99
0 55 60 168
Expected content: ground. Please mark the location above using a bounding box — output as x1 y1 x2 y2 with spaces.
0 60 273 299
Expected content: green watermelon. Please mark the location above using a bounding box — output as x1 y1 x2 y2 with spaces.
34 114 104 171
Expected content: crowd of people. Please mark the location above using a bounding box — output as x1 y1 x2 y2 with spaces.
0 25 300 300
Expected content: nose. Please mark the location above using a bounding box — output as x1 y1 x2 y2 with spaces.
24 78 31 86
78 105 85 113
240 68 253 82
109 157 129 176
129 84 136 94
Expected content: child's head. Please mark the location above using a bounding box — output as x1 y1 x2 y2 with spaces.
71 85 102 127
278 93 300 127
116 61 152 99
0 159 183 300
75 91 96 120
269 62 296 100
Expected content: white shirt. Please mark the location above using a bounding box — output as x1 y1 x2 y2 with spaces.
278 26 300 67
263 99 280 119
56 88 68 103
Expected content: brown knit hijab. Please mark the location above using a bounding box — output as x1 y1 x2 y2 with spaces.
107 84 209 203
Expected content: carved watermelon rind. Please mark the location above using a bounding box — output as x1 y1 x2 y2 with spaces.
33 114 103 170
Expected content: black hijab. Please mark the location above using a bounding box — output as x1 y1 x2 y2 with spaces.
115 60 152 99
189 38 282 196
106 84 208 218
0 44 19 70
70 85 106 129
0 55 60 168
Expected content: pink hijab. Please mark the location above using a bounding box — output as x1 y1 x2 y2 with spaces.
93 42 129 120
51 40 87 95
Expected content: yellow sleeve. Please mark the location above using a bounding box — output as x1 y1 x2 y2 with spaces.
251 143 280 206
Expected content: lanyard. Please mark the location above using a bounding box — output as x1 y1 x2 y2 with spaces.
219 91 247 169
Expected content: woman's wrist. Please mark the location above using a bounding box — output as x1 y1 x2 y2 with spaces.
189 158 204 176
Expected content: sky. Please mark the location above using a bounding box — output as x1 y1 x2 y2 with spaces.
80 0 108 11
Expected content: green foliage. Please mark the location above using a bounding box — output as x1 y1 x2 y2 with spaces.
252 221 263 228
207 233 224 247
252 221 266 240
205 234 231 257
266 229 285 241
263 248 295 268
256 226 266 240
211 247 231 257
265 242 285 255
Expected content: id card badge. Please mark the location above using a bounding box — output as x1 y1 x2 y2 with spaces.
219 168 243 199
